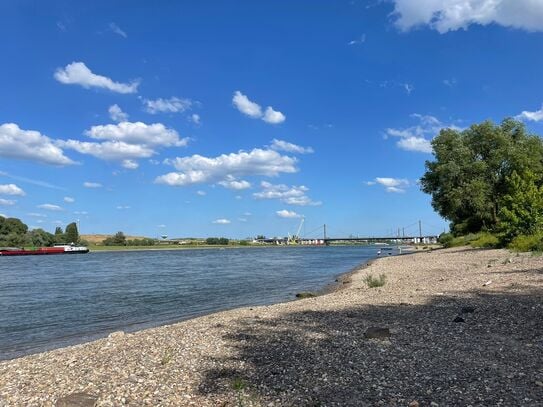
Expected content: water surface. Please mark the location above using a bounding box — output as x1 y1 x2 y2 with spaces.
0 245 388 360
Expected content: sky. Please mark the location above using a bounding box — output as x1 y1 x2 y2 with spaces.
1 0 543 239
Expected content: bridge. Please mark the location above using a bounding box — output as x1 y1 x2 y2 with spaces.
255 220 442 246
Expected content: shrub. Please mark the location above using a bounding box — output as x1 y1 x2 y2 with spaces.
438 232 454 247
364 273 386 288
508 234 543 252
295 292 317 299
470 232 500 248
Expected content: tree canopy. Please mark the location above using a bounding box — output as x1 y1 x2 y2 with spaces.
64 222 79 243
421 119 543 236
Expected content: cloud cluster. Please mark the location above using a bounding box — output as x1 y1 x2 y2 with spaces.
270 139 314 154
0 123 75 165
109 104 128 122
0 198 15 206
156 148 298 187
0 184 25 196
391 0 543 33
367 177 410 193
212 218 231 224
109 22 127 38
143 97 192 114
276 209 302 218
38 203 63 211
516 104 543 122
59 121 188 169
83 182 102 188
253 181 321 206
232 91 285 124
54 62 139 94
386 114 460 153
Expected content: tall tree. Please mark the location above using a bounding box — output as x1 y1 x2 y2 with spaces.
421 119 543 235
499 171 543 240
64 222 79 243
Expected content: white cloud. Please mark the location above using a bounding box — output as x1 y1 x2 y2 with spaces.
443 78 458 87
54 62 139 94
83 182 102 188
109 104 128 122
516 104 543 122
262 107 286 124
190 114 201 124
243 212 252 216
386 114 460 153
196 190 207 196
60 140 155 161
0 184 25 196
0 198 15 206
122 159 139 169
74 211 88 215
253 181 321 206
63 196 75 203
0 123 75 165
157 224 166 228
109 22 127 38
391 0 543 33
116 205 130 210
232 91 286 124
218 176 251 190
84 122 187 147
270 139 314 154
349 34 366 45
156 148 297 187
368 177 410 193
397 137 433 153
213 218 231 224
38 203 63 211
238 217 248 222
143 97 192 114
276 209 302 218
59 121 188 168
28 212 47 217
232 91 262 118
403 83 414 95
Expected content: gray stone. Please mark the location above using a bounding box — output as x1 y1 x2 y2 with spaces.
56 393 98 407
364 327 390 339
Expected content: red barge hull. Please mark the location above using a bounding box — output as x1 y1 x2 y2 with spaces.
0 247 89 256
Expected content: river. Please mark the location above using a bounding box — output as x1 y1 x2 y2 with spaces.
0 245 390 360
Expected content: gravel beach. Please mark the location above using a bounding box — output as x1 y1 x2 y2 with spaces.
1 247 542 406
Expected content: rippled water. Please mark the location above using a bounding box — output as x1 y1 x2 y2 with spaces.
0 245 389 360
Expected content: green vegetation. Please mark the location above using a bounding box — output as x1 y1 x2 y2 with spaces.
0 216 80 247
508 234 543 252
363 273 387 288
423 118 543 251
295 292 317 299
205 237 229 245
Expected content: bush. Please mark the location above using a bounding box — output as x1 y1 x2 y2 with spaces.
470 232 500 248
508 234 543 252
363 274 387 288
205 237 229 245
438 232 454 247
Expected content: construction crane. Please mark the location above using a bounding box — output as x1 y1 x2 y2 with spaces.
287 217 305 245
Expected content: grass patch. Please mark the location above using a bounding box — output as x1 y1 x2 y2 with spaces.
295 292 317 299
363 273 387 288
470 232 500 248
160 348 174 365
508 233 543 252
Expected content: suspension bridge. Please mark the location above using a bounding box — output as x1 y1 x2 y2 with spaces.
256 219 442 245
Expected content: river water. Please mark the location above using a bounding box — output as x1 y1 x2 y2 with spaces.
0 245 388 360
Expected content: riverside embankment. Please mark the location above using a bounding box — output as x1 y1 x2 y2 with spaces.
1 247 542 406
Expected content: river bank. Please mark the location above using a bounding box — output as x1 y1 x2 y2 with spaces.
1 247 542 406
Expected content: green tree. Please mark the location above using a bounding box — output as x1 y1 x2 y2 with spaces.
0 217 29 246
64 222 79 243
54 226 65 243
421 119 543 235
27 228 56 247
103 231 127 246
499 171 543 241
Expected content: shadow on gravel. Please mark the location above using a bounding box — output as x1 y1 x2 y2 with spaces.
198 288 543 406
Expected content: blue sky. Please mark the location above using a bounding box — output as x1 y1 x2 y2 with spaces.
1 0 543 239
